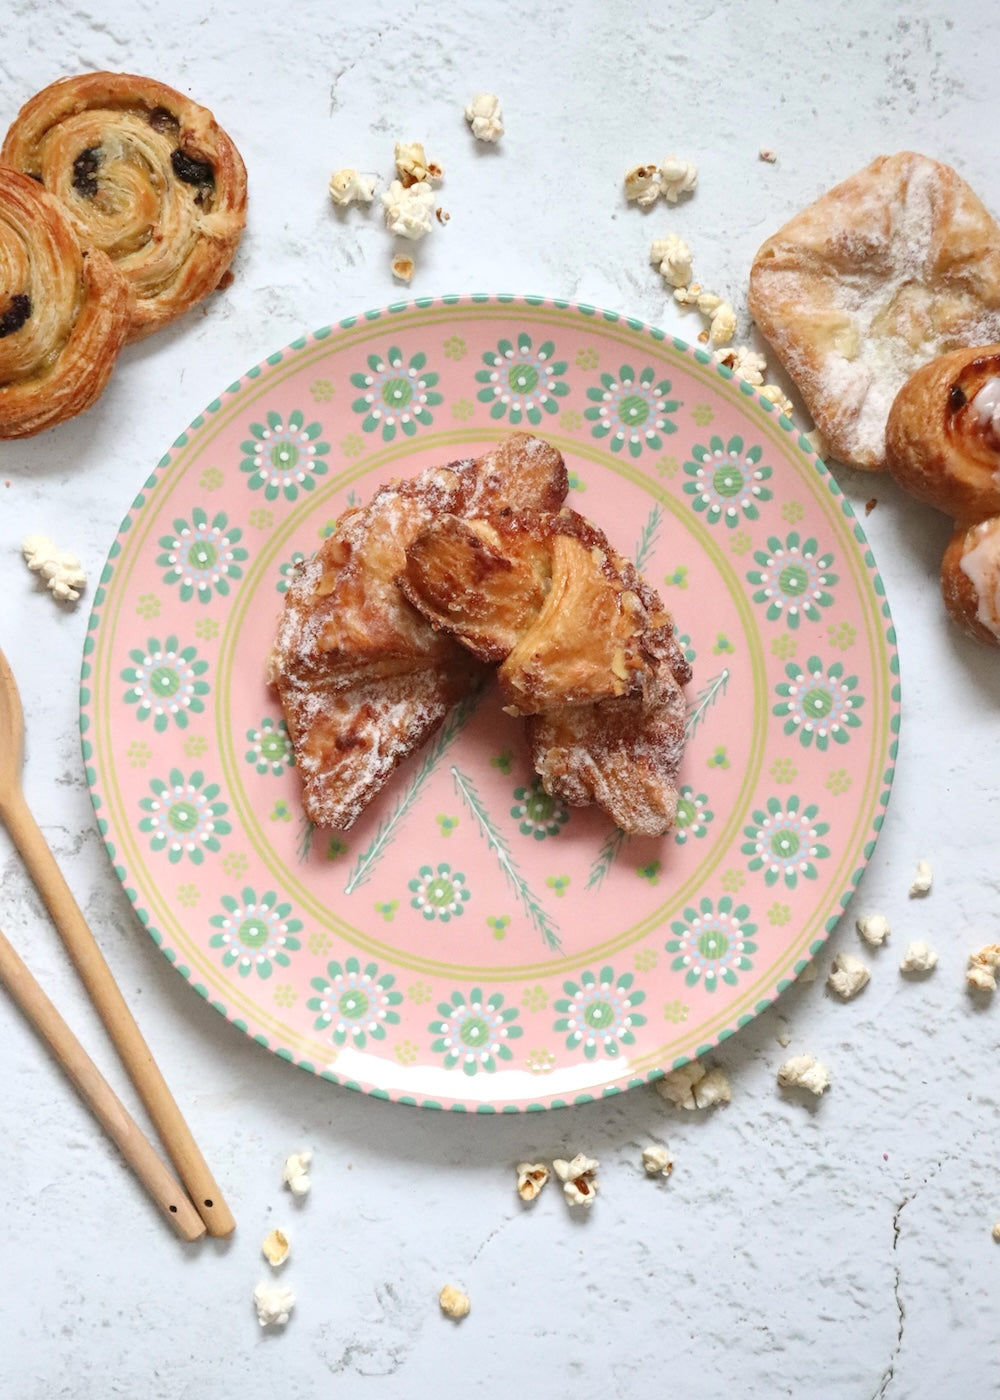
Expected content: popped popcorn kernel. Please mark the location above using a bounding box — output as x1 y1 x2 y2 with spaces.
394 140 443 188
515 1161 550 1203
21 533 86 603
654 1061 731 1111
328 167 377 206
252 1280 296 1327
909 860 933 897
713 345 767 385
777 1053 831 1097
625 163 661 208
650 233 693 287
899 941 938 974
856 912 891 947
439 1284 471 1319
660 154 698 203
673 282 704 307
760 384 795 416
706 301 738 346
827 952 870 1001
641 1144 674 1178
992 1222 1000 1243
465 92 504 143
261 1228 290 1267
382 179 436 240
759 147 778 163
391 254 415 284
966 944 1000 993
282 1150 313 1197
553 1153 599 1207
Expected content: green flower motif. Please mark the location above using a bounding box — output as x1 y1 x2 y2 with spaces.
523 985 548 1012
408 980 433 1005
276 550 306 594
156 507 247 604
773 656 864 749
341 433 364 457
240 410 330 501
183 734 208 759
677 632 697 665
176 883 199 908
691 403 714 426
436 813 459 837
634 947 659 972
309 929 333 955
351 346 443 441
511 778 569 839
576 347 599 370
429 988 522 1075
771 632 797 660
526 1047 556 1074
546 874 570 897
248 507 273 531
665 896 757 991
310 378 335 401
567 471 586 491
307 957 402 1046
683 435 773 527
656 455 681 479
245 716 295 776
200 466 224 491
770 757 798 784
730 531 753 556
674 785 713 844
561 409 582 432
209 888 302 979
327 838 348 859
222 851 248 878
138 768 230 864
487 915 510 940
375 899 398 921
270 800 291 822
781 500 805 524
136 593 161 620
664 564 688 589
663 999 690 1023
742 795 830 887
712 634 735 654
490 750 514 775
707 745 730 769
409 863 470 921
195 617 219 641
121 636 209 732
826 768 852 796
452 397 475 421
554 967 646 1059
443 335 467 361
395 1039 419 1065
476 332 570 425
768 902 792 926
585 364 680 456
746 533 838 629
828 620 857 650
720 867 746 893
637 860 661 884
273 983 297 1008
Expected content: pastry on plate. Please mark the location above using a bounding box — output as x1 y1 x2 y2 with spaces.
2 71 247 342
748 152 1000 471
0 165 133 438
940 515 1000 646
885 344 1000 520
268 434 568 830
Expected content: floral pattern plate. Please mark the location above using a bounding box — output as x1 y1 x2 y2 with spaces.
80 295 900 1112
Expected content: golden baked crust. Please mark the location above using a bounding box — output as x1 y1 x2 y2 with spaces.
886 344 1000 520
2 72 247 342
0 165 133 438
941 515 1000 646
748 152 1000 471
269 434 568 829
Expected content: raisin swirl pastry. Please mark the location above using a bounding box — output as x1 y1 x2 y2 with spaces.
1 72 247 341
0 166 132 437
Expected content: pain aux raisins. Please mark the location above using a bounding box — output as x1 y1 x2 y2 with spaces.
0 294 32 338
72 147 101 198
148 105 180 135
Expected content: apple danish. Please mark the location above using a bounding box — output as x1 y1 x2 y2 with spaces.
1 71 247 341
0 166 132 438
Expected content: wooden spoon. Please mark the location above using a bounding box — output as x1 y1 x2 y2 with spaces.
0 646 235 1237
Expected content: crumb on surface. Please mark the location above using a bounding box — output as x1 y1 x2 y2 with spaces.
758 147 778 163
865 497 878 514
439 1284 471 1319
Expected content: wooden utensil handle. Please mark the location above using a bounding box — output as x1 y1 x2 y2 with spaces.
4 791 236 1236
0 924 205 1241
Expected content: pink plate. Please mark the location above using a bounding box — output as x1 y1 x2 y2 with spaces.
80 295 900 1111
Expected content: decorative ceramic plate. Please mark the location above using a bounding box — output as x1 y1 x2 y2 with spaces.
80 295 900 1112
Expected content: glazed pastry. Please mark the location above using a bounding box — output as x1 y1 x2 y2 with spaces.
268 434 568 829
748 152 1000 471
2 72 247 341
0 166 132 438
885 345 1000 520
941 515 1000 646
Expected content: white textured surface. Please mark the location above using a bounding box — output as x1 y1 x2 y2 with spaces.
2 4 999 1396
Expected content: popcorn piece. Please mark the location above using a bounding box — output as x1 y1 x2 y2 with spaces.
328 167 377 207
827 952 870 1000
624 163 661 208
649 233 693 288
760 384 795 416
252 1280 295 1327
856 912 891 947
713 345 767 385
909 860 933 897
660 154 697 203
515 1161 550 1203
776 1030 792 1048
673 282 703 307
641 1145 674 1178
391 254 415 284
261 1228 290 1267
439 1284 471 1319
696 291 723 315
21 534 86 603
966 944 1000 993
394 140 443 188
993 1222 1000 1243
654 1060 731 1110
465 92 503 143
899 940 938 974
282 1150 312 1197
382 179 436 240
758 147 778 163
552 1153 599 1207
435 207 450 224
777 1054 831 1097
707 301 738 346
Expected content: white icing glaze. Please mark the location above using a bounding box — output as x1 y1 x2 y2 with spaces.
972 375 1000 431
959 524 1000 639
